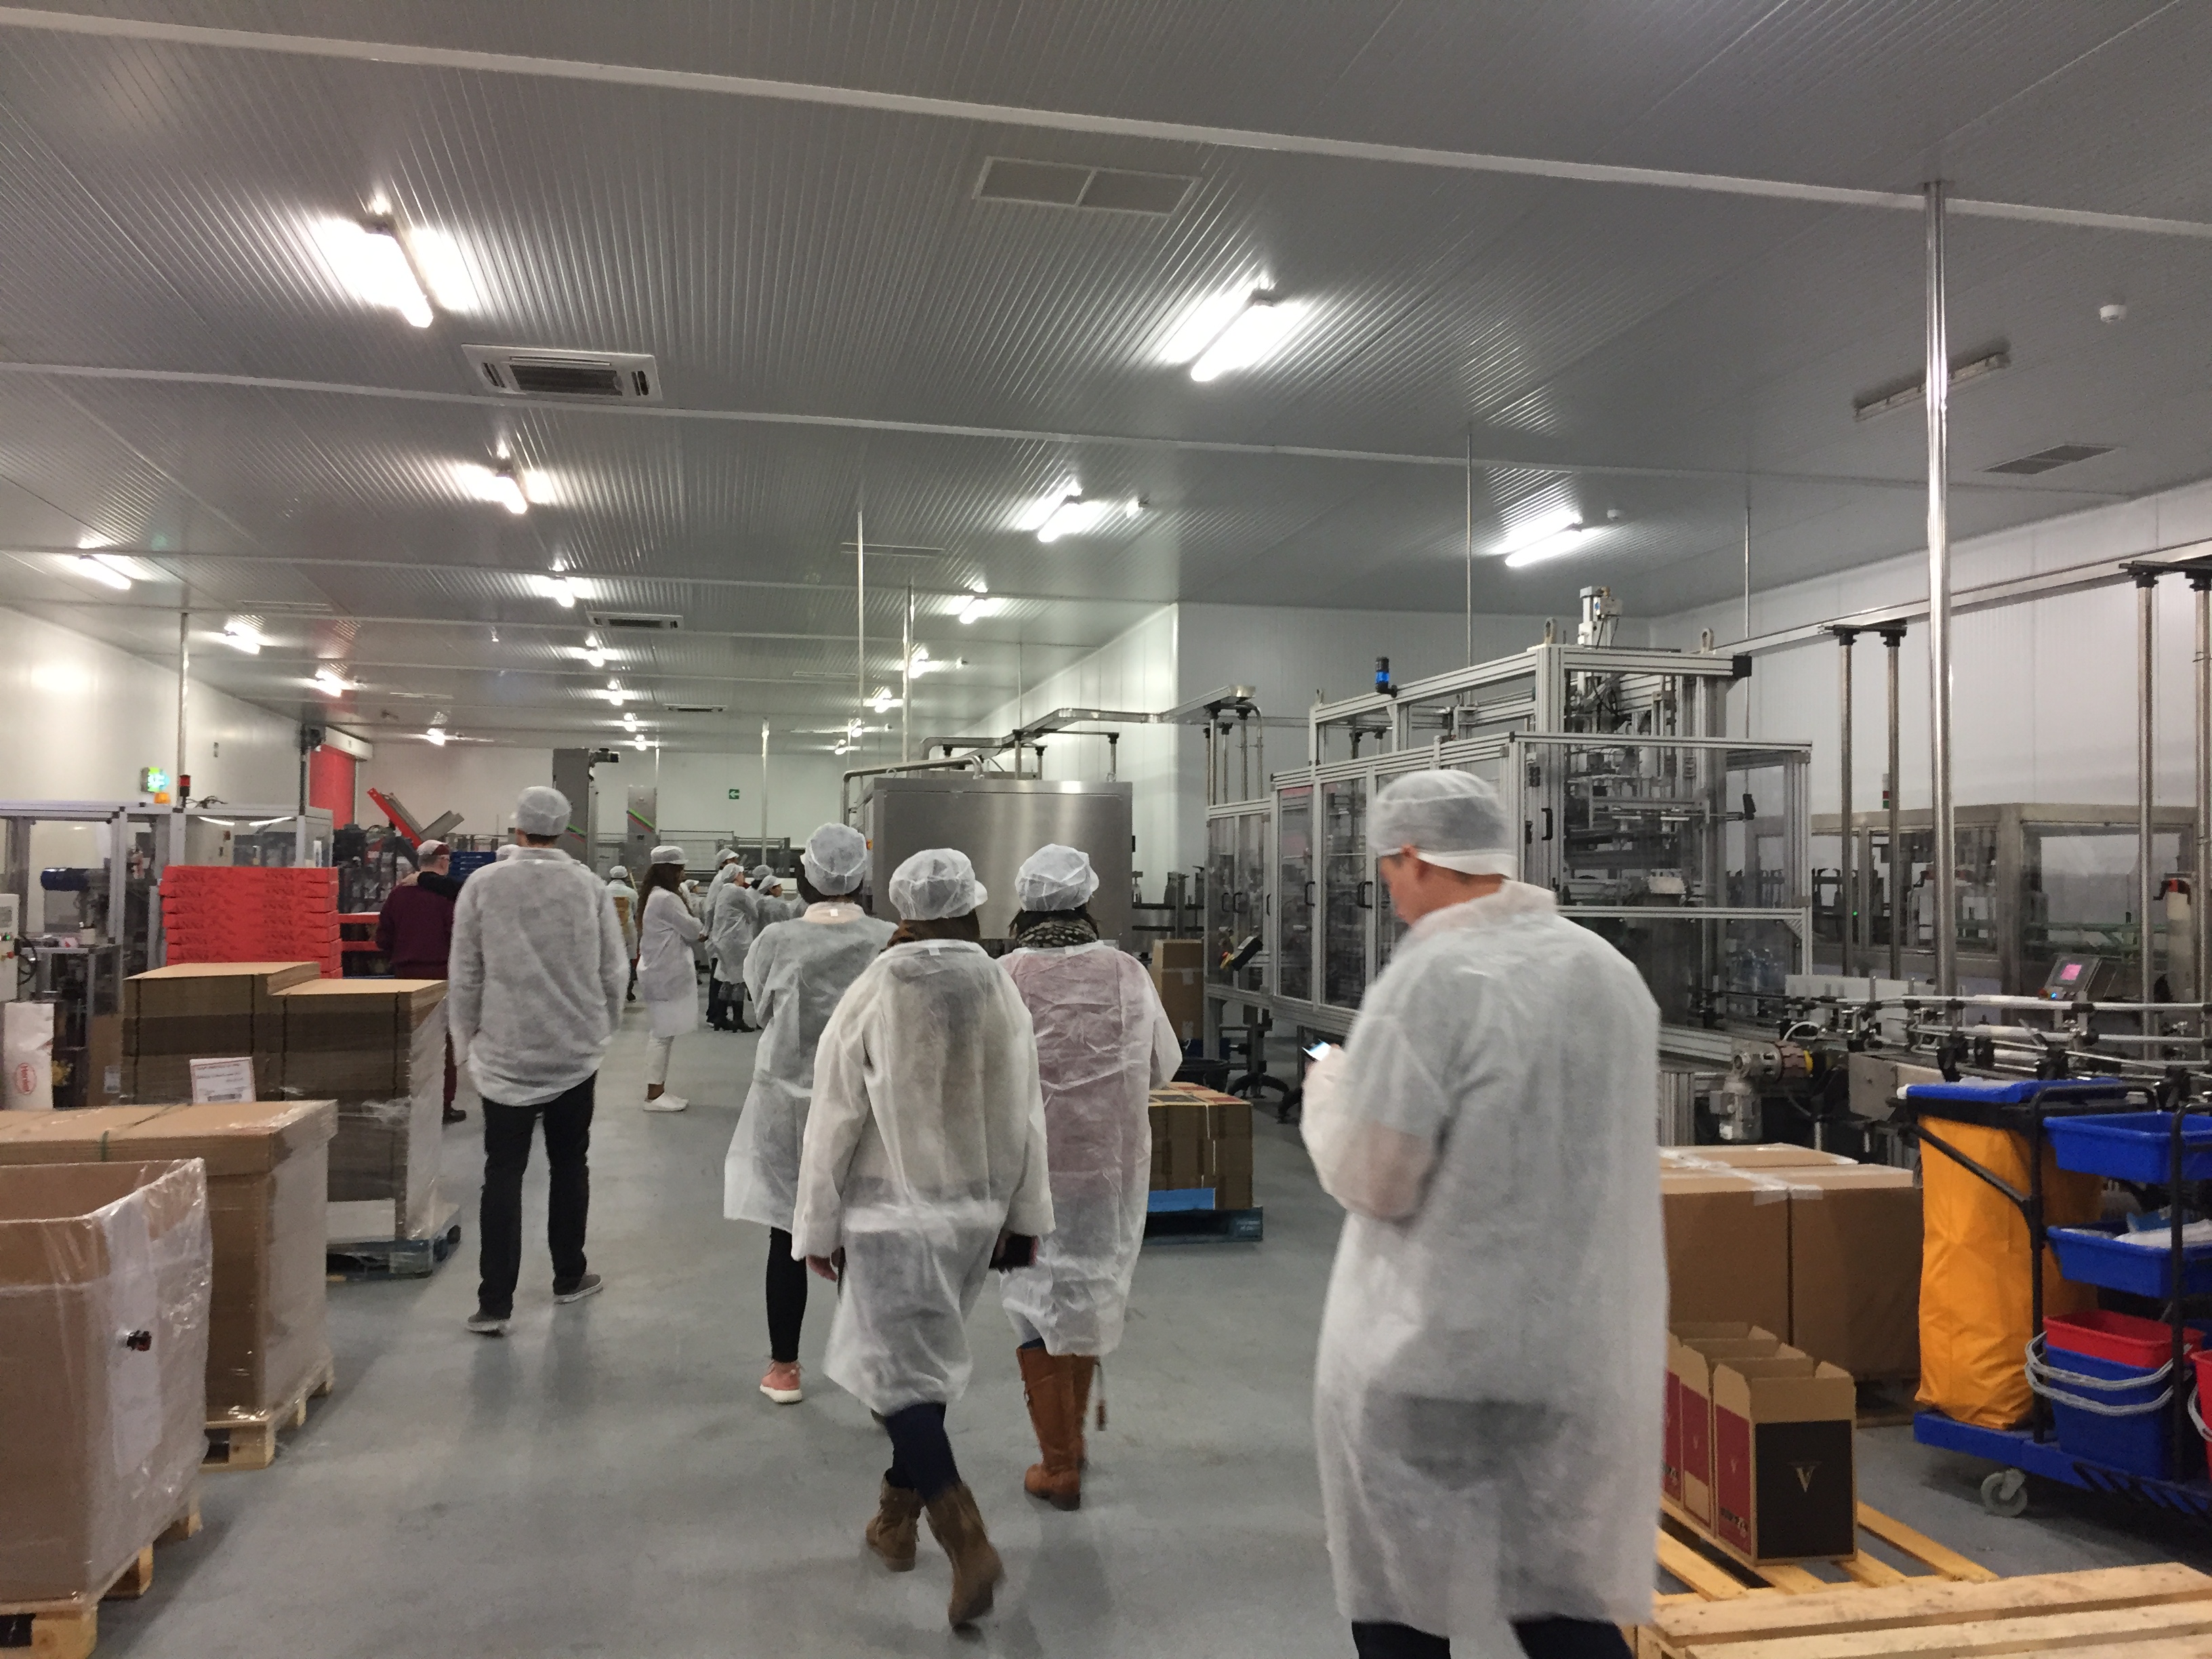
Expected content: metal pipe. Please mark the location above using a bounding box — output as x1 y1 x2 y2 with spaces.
758 718 769 851
901 581 912 764
2139 571 2160 1006
836 754 985 819
2197 573 2212 1014
175 602 189 793
1835 627 1857 978
855 502 865 742
1882 624 1904 981
1924 181 1957 996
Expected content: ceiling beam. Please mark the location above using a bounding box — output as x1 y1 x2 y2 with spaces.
2 7 2207 239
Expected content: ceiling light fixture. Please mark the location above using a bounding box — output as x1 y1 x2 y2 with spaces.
402 226 479 313
488 466 529 515
632 736 649 752
310 218 433 327
958 585 998 625
424 725 449 746
868 686 903 713
311 667 350 697
68 554 133 591
221 619 264 655
621 713 638 730
1174 290 1307 384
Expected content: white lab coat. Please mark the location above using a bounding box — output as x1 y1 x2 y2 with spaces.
723 903 896 1231
998 941 1179 1355
636 885 705 1039
708 880 758 988
1303 882 1664 1645
448 848 628 1106
792 939 1054 1414
605 880 640 957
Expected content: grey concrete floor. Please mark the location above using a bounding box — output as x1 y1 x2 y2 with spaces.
96 996 2212 1657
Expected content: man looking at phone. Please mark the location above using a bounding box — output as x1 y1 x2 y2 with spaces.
1300 769 1664 1659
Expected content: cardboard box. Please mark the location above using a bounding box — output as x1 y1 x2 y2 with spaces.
1711 1355 1858 1563
1208 1134 1254 1210
0 1102 334 1419
1664 1324 1779 1508
0 1159 211 1602
1668 1328 1796 1527
277 979 446 1099
123 963 320 1102
1664 1144 1858 1170
1662 1171 1790 1334
1787 1166 1921 1381
1153 939 1206 973
1150 964 1204 1045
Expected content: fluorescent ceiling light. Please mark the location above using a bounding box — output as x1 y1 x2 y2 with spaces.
1495 508 1597 569
868 686 902 712
632 736 649 751
221 619 264 655
621 713 638 729
1162 287 1265 365
310 219 432 327
69 554 133 591
584 647 607 668
488 467 529 515
311 668 350 697
531 573 579 607
958 589 1000 625
424 726 449 746
1188 295 1305 384
402 226 479 313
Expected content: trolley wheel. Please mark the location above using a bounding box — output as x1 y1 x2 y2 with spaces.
1980 1468 2029 1518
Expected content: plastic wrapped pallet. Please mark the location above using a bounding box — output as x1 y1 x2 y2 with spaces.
121 962 321 1103
278 981 446 1240
0 1158 211 1603
0 1101 333 1421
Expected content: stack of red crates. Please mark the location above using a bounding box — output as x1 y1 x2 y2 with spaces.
159 865 342 978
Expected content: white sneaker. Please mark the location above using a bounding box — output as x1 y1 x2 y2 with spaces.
642 1093 689 1113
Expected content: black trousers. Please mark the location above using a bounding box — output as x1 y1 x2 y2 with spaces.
882 1401 960 1503
478 1076 595 1318
1353 1619 1631 1659
765 1227 808 1364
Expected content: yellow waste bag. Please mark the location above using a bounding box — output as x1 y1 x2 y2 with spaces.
1917 1118 2101 1428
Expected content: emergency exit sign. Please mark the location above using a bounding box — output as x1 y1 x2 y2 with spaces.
727 788 741 800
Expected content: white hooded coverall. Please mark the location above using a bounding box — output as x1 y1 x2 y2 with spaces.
998 941 1180 1355
791 939 1054 1414
708 880 759 991
723 902 896 1231
1303 881 1664 1645
635 885 704 1039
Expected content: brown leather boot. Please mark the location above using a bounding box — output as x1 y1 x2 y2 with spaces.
1069 1355 1097 1469
864 1477 921 1571
1017 1347 1082 1510
923 1481 1004 1626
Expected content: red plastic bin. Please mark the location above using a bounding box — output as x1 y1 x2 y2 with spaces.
2047 1310 2202 1369
2194 1349 2212 1483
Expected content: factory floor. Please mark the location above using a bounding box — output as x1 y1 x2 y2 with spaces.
97 999 2212 1658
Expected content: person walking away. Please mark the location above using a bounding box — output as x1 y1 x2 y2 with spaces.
708 866 759 1032
448 787 627 1336
752 863 804 922
997 844 1176 1509
377 837 468 1123
635 846 703 1112
703 851 743 1028
605 865 640 1000
724 823 893 1404
1300 771 1662 1659
792 848 1052 1629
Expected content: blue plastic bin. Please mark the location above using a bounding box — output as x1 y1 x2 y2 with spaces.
2045 1112 2212 1184
1902 1078 2131 1106
2039 1343 2179 1481
2047 1224 2212 1298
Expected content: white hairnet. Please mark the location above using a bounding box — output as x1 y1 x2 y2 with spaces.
750 863 775 884
888 848 988 920
1015 844 1099 912
514 785 571 838
649 843 686 865
716 848 741 866
802 823 869 895
607 865 628 881
1369 769 1518 877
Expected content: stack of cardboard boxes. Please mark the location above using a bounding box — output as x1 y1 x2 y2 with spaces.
276 980 448 1242
159 866 342 977
1660 1145 1922 1385
1149 939 1206 1049
1146 1084 1254 1211
122 961 321 1104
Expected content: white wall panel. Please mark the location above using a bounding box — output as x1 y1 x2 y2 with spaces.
356 744 554 841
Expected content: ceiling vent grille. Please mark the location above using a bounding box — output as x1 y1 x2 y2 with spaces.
1984 443 2115 476
586 609 682 631
464 346 661 403
975 157 1194 216
663 703 726 715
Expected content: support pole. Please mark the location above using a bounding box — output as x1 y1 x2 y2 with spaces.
1833 627 1858 978
1465 427 1475 668
175 601 190 792
855 503 866 751
1881 623 1906 982
758 718 769 851
1925 181 1958 996
2194 573 2211 1012
2139 570 2160 1007
901 582 913 764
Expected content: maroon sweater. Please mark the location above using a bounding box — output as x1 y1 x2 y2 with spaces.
376 875 457 979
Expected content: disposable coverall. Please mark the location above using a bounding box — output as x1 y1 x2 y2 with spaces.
790 939 1054 1414
724 903 897 1231
999 941 1179 1355
636 885 704 1039
1303 880 1664 1647
604 876 640 958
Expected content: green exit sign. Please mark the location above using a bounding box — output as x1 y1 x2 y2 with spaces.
727 788 741 800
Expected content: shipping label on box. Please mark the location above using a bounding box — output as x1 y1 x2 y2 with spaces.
1711 1355 1857 1564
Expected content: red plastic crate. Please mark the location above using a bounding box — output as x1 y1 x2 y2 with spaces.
2047 1309 2202 1369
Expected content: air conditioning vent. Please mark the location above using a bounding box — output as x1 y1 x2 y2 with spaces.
975 157 1194 216
1984 443 2115 476
464 346 661 403
586 610 682 632
664 703 726 715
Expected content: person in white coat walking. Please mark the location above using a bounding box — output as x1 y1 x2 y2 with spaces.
634 844 704 1112
724 823 893 1404
448 785 628 1336
604 865 640 1000
708 867 761 1032
792 848 1052 1630
998 844 1178 1509
1301 770 1662 1659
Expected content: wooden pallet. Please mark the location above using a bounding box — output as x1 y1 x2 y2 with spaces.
326 1202 462 1282
203 1351 335 1472
0 1500 199 1659
1655 1498 1994 1605
1640 1561 2212 1657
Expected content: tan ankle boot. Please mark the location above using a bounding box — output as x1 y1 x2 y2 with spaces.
864 1477 921 1571
924 1481 1004 1626
1017 1347 1082 1509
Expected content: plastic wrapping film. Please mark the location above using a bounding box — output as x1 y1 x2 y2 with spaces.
287 994 445 1242
1659 1153 1809 1204
0 1158 211 1604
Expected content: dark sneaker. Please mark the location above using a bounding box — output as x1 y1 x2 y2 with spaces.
554 1272 604 1305
466 1310 512 1336
443 1105 468 1124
